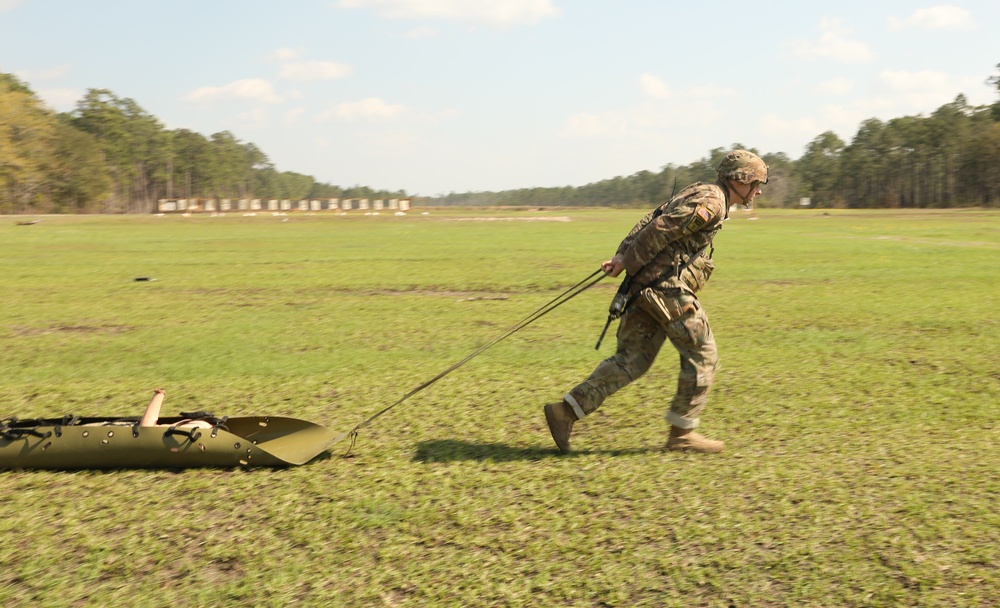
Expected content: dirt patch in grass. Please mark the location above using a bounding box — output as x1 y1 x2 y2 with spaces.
10 324 136 337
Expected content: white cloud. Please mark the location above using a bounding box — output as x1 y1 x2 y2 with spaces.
880 69 951 91
0 0 24 12
15 64 71 81
559 112 626 138
687 85 736 98
434 107 460 121
774 70 991 146
759 100 894 154
954 75 998 106
285 107 306 125
235 108 269 129
560 88 734 141
878 69 977 112
268 47 306 62
280 60 353 81
791 18 873 63
822 98 900 130
815 77 854 95
318 97 409 121
760 114 824 139
36 87 83 111
888 5 975 30
638 73 669 99
405 26 438 39
183 79 282 103
642 83 733 102
334 0 561 28
759 85 967 154
352 129 419 151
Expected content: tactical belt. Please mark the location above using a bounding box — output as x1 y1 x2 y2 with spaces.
594 243 711 350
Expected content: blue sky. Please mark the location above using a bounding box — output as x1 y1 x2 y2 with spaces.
2 1 998 195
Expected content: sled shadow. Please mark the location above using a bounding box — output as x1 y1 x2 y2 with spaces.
413 439 654 463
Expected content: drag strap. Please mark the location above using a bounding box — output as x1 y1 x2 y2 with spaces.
328 269 608 454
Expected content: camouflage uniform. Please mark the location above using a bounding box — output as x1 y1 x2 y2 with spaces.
562 181 727 430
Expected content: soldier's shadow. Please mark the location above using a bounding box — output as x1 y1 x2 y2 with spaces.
413 439 654 463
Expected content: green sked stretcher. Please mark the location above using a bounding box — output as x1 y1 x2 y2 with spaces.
0 414 340 469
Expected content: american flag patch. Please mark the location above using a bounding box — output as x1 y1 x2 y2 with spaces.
685 205 711 232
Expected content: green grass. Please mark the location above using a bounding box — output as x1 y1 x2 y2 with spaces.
1 208 997 607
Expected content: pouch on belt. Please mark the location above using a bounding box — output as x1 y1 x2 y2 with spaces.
636 287 696 327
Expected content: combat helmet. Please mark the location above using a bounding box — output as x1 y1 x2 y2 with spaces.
716 150 768 185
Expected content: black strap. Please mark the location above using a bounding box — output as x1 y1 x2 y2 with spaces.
2 427 51 441
164 425 202 443
178 410 221 423
210 417 230 438
675 243 711 280
173 411 229 438
54 414 80 438
1 416 58 441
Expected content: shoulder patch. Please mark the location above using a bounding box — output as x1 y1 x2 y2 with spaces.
684 205 712 233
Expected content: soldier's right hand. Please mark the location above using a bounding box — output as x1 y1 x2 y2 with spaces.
601 254 625 277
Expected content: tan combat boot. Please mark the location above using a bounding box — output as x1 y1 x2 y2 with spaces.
666 426 724 453
543 400 577 453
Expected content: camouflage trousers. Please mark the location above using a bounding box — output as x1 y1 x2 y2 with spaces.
564 288 719 429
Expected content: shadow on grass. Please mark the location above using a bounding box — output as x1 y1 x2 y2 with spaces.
413 439 655 463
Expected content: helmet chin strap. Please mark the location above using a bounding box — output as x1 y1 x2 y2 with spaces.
723 179 754 218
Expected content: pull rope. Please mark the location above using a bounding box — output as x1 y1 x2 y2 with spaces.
328 269 608 454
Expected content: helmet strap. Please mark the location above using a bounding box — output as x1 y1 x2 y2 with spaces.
721 178 753 218
716 177 732 219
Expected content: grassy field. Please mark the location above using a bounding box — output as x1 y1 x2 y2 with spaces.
0 207 997 607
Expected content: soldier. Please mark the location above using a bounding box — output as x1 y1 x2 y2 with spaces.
544 149 768 453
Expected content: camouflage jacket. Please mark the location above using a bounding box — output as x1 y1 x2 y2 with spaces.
616 180 728 293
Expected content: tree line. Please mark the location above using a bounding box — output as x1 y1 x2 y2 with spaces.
430 148 797 209
435 65 1000 210
2 65 999 214
0 73 406 215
